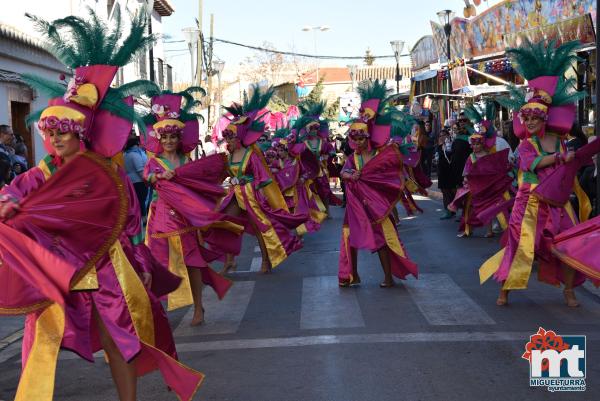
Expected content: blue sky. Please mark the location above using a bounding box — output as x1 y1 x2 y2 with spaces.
162 0 502 81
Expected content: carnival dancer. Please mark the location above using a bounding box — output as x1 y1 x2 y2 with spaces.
143 89 245 326
295 100 341 216
220 85 305 274
450 102 514 238
338 80 418 287
391 114 425 217
450 134 513 238
0 8 203 401
479 39 591 307
450 112 474 221
272 128 327 234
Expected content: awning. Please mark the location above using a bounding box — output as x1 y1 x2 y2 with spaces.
457 84 511 97
411 70 438 82
415 92 466 99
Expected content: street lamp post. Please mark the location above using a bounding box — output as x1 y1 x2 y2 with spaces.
347 64 357 91
436 10 455 63
213 59 225 120
390 40 405 94
437 9 455 123
182 27 200 84
302 25 330 82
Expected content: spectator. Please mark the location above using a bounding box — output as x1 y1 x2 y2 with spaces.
13 142 29 175
450 113 472 211
0 125 15 157
124 135 149 217
340 134 353 207
418 120 436 177
202 134 216 156
436 128 456 219
567 122 587 152
0 152 11 188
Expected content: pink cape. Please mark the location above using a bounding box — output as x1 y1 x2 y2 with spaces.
552 215 600 282
0 153 125 314
344 146 404 247
533 138 600 206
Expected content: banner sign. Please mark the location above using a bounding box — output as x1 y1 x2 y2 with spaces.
430 0 597 60
410 36 440 71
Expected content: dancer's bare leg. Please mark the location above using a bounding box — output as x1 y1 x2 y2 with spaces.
562 265 579 307
377 246 394 287
496 282 509 306
188 268 205 325
94 307 137 401
222 200 243 273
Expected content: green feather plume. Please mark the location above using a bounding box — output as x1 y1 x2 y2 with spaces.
20 73 66 98
298 99 327 117
495 84 527 111
506 39 582 81
27 4 156 68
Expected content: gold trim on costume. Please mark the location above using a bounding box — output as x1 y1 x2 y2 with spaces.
14 303 65 401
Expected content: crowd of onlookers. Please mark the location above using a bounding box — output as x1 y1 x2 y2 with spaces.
417 115 598 219
0 125 29 188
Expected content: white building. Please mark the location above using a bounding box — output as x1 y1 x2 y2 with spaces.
0 0 174 165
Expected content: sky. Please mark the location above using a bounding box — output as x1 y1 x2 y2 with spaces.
162 0 504 82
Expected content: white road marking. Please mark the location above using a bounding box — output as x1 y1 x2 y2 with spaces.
173 331 548 353
249 256 262 272
300 276 365 330
404 273 496 325
173 281 256 337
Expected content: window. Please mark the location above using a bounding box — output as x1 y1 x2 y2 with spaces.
157 58 164 89
166 64 173 91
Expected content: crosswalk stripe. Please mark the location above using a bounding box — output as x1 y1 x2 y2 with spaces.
300 276 365 330
249 256 262 272
404 273 496 325
174 281 256 337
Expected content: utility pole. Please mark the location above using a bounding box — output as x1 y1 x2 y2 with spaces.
197 0 203 87
207 14 214 129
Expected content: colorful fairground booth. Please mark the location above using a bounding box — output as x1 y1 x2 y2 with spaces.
409 0 597 134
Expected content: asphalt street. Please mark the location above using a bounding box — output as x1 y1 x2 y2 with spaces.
1 193 600 401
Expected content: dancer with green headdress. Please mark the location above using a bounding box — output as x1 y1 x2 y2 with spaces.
479 39 591 308
0 6 204 401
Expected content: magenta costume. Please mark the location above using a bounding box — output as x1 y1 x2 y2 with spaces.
221 88 304 268
143 91 243 310
450 149 513 235
1 154 203 400
339 145 418 284
0 13 204 398
479 136 588 289
221 144 304 268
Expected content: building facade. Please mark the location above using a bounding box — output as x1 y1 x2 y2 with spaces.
0 0 174 165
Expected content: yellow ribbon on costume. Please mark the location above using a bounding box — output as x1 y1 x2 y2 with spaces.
479 248 506 284
250 145 289 211
574 177 591 223
503 194 540 290
166 235 194 311
244 181 288 268
381 217 407 258
15 303 65 401
109 241 155 345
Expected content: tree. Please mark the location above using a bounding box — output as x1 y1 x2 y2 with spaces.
242 41 287 84
304 77 325 103
364 48 375 66
323 98 340 121
268 94 289 113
